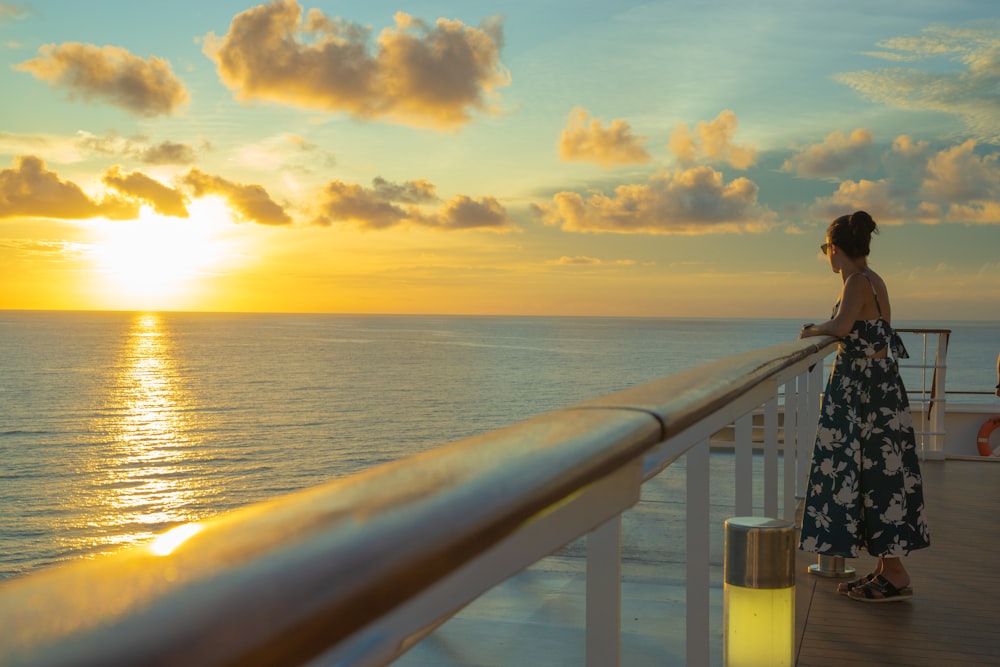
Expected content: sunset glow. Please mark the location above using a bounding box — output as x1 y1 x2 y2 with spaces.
1 1 998 319
89 201 238 309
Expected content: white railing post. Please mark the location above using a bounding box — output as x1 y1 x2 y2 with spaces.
781 381 797 521
686 438 711 667
763 396 779 519
734 414 753 516
586 514 622 667
795 371 810 499
929 332 949 459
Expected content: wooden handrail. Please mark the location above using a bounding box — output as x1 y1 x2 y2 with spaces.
0 337 838 667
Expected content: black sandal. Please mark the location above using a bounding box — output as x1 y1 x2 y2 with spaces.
837 573 875 596
847 574 913 603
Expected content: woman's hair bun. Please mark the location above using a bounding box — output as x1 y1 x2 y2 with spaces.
849 210 878 237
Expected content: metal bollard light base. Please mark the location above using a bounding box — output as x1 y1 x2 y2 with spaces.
807 554 856 578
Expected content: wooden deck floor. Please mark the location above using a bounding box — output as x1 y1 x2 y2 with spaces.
399 457 999 666
795 458 1000 667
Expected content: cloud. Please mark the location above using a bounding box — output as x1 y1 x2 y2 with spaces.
15 42 189 117
946 201 1000 225
312 180 409 229
782 129 876 179
75 131 198 165
551 256 638 266
312 177 513 231
808 178 946 226
835 23 1000 141
0 238 90 258
372 176 438 203
138 141 198 165
236 133 335 172
423 195 510 231
920 139 1000 203
0 155 137 219
102 166 190 217
0 3 32 23
668 110 756 170
807 137 1000 226
558 107 651 167
203 0 509 128
532 166 773 235
181 168 292 226
0 131 85 162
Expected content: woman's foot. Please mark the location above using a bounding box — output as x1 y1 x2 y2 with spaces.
837 572 875 595
847 575 912 603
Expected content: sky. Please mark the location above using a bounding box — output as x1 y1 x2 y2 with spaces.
1 0 998 320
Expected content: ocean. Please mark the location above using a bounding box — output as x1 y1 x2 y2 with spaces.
1 310 997 581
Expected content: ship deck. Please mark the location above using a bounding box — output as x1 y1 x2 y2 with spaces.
398 457 1000 666
795 457 1000 666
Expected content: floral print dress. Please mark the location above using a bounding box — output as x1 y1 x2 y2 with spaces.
799 278 931 558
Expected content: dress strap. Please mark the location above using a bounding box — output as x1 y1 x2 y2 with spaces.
855 271 883 317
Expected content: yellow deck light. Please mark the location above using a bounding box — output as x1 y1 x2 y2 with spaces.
723 517 796 667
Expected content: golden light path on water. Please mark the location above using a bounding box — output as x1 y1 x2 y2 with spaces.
89 313 204 554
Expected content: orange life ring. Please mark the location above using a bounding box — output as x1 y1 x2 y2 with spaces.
977 416 1000 457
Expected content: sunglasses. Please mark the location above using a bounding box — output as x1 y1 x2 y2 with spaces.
820 242 830 254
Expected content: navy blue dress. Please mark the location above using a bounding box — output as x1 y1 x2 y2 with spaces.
799 278 931 558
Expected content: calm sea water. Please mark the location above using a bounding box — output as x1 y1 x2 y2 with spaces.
1 310 997 580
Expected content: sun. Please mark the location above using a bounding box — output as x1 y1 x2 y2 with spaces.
90 199 239 309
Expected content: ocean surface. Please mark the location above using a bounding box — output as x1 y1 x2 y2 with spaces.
1 310 997 581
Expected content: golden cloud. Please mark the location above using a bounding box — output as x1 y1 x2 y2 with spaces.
426 195 510 230
782 129 875 179
15 43 189 117
921 139 1000 203
312 177 513 231
203 0 509 128
532 166 773 234
558 108 651 167
668 110 756 170
0 155 137 220
313 180 409 229
181 168 291 226
551 256 638 266
102 166 190 218
810 139 1000 226
73 131 198 165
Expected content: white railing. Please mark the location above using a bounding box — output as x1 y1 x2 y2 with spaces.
897 328 951 459
0 337 838 667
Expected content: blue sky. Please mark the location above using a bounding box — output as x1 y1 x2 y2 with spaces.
1 0 998 320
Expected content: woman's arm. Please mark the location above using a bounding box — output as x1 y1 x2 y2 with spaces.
799 275 868 339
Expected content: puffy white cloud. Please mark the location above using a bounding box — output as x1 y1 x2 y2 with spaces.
921 139 1000 202
15 43 189 117
203 0 509 129
782 129 875 179
668 110 756 170
558 108 651 167
312 177 514 231
181 168 292 226
102 166 189 217
532 166 773 235
0 155 137 220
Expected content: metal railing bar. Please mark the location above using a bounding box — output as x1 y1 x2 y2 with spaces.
0 337 840 667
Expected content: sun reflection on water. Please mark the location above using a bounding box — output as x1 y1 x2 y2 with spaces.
89 313 203 553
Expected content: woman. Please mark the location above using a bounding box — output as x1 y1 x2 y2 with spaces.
798 211 930 603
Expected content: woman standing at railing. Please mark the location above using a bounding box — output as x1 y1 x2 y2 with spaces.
798 210 930 603
994 352 999 397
